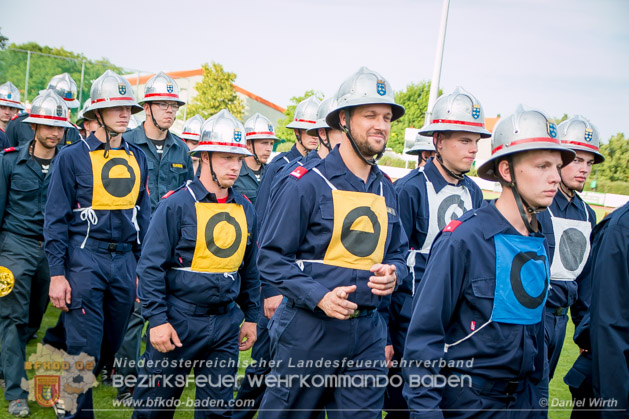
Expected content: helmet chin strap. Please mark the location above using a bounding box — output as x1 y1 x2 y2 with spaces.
250 141 262 166
208 153 227 189
503 158 545 234
559 178 575 199
149 103 167 132
434 134 466 181
295 129 311 155
341 110 382 167
95 112 119 158
318 129 332 152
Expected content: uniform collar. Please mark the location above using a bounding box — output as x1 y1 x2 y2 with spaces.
239 160 263 180
481 200 544 240
84 133 132 154
16 140 57 164
423 157 472 193
323 145 382 187
553 188 583 212
187 177 237 203
129 123 177 146
285 144 303 161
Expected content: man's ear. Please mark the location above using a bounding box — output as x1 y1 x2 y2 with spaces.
497 159 512 184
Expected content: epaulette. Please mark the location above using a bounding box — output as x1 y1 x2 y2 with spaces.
2 147 17 153
382 172 393 183
10 114 21 121
161 190 175 199
242 194 252 204
443 219 462 233
289 166 308 179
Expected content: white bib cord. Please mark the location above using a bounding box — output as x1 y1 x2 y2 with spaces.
73 207 98 249
131 205 141 245
444 319 492 353
406 249 420 296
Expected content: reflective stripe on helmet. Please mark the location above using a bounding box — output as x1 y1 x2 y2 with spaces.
561 140 599 151
91 97 136 104
492 137 561 154
143 93 180 99
431 119 485 128
181 132 200 137
29 114 68 122
198 141 249 149
245 131 274 137
293 118 316 124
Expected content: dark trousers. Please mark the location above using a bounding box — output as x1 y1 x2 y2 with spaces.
258 302 387 419
0 232 50 400
63 238 136 418
132 302 244 419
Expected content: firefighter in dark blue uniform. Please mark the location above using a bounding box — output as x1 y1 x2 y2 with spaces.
0 82 24 149
536 116 603 388
387 87 491 417
6 73 82 148
403 106 575 418
405 132 435 169
113 71 194 401
564 202 629 418
234 98 342 419
255 96 320 222
0 90 71 417
44 70 150 419
180 114 205 175
257 67 408 418
233 99 319 419
233 113 280 205
132 109 260 418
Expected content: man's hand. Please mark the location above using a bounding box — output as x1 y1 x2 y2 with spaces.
150 323 182 353
317 285 358 320
49 275 72 312
239 322 257 351
135 276 140 303
264 295 284 319
385 345 394 368
368 264 397 296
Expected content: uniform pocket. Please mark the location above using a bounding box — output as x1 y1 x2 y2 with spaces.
65 298 87 348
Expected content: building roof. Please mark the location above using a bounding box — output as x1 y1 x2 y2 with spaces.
124 69 286 114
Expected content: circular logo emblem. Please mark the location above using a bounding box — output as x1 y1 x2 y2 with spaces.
101 158 136 197
558 228 588 271
340 206 381 257
437 195 468 231
510 251 548 309
205 212 242 258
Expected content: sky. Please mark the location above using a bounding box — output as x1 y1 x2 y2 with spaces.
3 0 628 141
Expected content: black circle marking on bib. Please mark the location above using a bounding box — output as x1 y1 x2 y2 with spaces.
205 212 242 258
558 228 587 272
437 195 467 231
101 158 136 197
510 251 548 309
340 206 381 258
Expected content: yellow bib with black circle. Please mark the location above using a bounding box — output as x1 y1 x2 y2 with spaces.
90 150 141 210
323 189 388 271
191 203 248 273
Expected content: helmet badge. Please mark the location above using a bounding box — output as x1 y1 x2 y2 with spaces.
584 128 593 142
118 83 127 95
166 82 174 94
547 122 557 138
234 129 242 143
56 105 63 117
376 80 386 96
472 104 481 119
268 124 273 132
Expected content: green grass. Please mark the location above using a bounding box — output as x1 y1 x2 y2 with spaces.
2 304 582 418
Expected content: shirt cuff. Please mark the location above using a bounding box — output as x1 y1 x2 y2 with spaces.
49 265 66 277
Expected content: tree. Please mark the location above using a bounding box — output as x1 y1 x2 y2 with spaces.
0 42 123 108
598 133 629 182
552 113 569 125
0 28 8 50
186 62 244 120
388 81 435 153
274 90 324 143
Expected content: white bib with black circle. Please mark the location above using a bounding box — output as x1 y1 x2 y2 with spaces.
548 202 591 281
419 170 473 254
